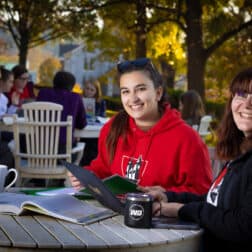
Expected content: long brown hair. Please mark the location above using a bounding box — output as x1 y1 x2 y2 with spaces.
180 90 205 125
216 67 252 161
106 58 167 163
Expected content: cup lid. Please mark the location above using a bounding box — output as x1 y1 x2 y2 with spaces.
126 193 153 202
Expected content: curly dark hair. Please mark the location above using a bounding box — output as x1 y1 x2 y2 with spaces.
53 71 76 91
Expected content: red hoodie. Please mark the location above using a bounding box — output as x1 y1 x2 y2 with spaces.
85 106 213 194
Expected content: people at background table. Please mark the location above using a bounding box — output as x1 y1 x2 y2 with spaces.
69 57 212 194
83 79 106 117
7 65 35 114
80 79 107 166
0 66 14 142
179 89 205 127
0 66 14 117
36 70 87 150
0 66 15 170
140 67 252 251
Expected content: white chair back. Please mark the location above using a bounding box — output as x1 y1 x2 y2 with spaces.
198 115 212 137
13 102 72 186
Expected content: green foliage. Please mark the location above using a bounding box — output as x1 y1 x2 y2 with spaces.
83 0 252 99
205 100 226 121
148 23 186 76
84 2 138 60
85 16 135 60
204 129 218 147
1 0 251 97
205 29 252 92
106 109 118 118
103 96 122 111
203 0 235 46
0 0 99 65
166 88 184 109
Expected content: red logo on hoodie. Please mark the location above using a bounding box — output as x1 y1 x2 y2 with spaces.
121 155 148 181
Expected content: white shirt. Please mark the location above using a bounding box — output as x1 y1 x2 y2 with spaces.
0 93 8 118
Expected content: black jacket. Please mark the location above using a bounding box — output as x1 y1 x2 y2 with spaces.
166 150 252 252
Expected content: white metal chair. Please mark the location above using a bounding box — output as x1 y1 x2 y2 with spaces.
12 102 85 186
198 115 212 137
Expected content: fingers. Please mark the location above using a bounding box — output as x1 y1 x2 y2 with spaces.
67 171 83 190
138 185 166 192
152 201 162 216
138 187 167 203
137 185 149 192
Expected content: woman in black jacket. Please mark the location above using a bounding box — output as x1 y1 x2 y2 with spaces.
140 67 252 252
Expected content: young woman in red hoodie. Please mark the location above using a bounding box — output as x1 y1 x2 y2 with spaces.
69 58 212 194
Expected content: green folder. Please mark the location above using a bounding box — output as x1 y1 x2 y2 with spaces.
82 174 138 195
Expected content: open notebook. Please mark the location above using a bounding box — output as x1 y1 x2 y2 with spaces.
61 161 200 230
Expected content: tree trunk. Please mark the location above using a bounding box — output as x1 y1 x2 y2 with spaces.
18 33 29 67
135 0 147 58
185 0 207 99
160 59 175 89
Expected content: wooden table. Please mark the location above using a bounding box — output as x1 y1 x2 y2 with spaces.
1 189 203 251
0 120 102 139
74 124 102 138
0 213 202 252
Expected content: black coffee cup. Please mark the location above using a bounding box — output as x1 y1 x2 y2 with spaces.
124 193 153 228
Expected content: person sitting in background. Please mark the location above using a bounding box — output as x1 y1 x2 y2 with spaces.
0 66 14 117
179 89 205 126
83 79 106 117
80 79 107 165
0 66 15 169
36 70 87 151
69 57 212 194
7 65 34 114
140 67 252 252
0 66 15 143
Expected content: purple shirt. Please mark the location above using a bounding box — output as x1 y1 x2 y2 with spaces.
37 88 87 145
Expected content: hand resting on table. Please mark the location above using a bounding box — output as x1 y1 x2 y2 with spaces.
138 185 184 217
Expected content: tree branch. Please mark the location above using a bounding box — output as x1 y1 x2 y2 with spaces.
205 19 252 58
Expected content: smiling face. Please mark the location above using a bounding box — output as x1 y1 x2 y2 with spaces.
232 91 252 136
119 70 163 129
